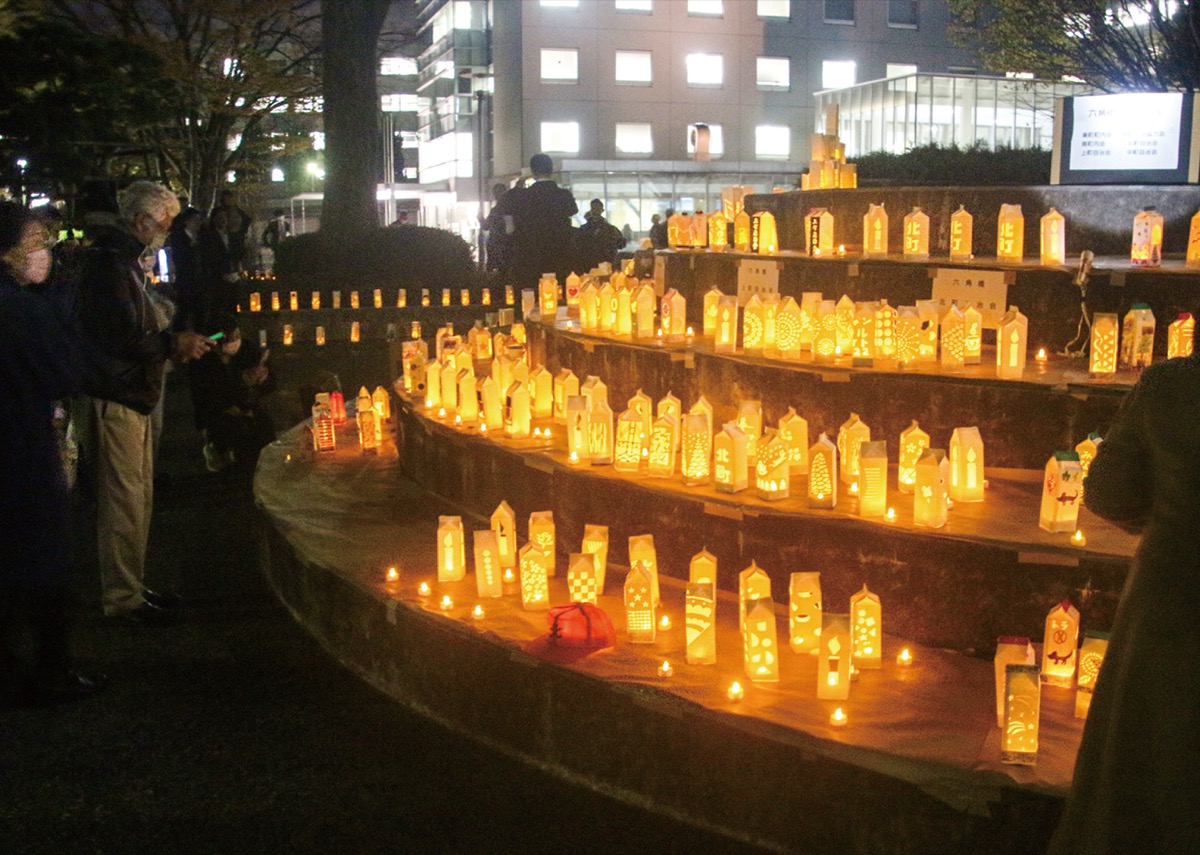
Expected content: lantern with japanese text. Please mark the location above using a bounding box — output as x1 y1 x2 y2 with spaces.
1040 451 1084 533
850 584 882 669
504 381 530 437
994 636 1036 727
996 306 1028 379
913 448 949 528
863 203 888 258
817 613 851 700
680 412 712 486
474 531 503 598
614 409 644 474
714 423 749 493
743 597 780 682
1131 207 1164 267
703 287 723 337
903 206 929 260
1040 208 1066 265
789 572 822 655
949 426 985 503
755 433 790 500
1002 664 1041 766
1075 632 1109 719
685 581 717 665
996 204 1024 261
778 408 809 475
940 303 966 371
708 209 729 251
736 400 763 462
581 524 609 592
852 301 875 366
1120 303 1155 369
437 516 466 582
1168 313 1195 358
949 205 973 261
567 553 600 604
837 412 870 487
733 208 751 251
808 433 838 509
751 211 778 255
858 440 888 517
1041 600 1080 688
491 501 516 569
519 543 550 611
624 564 657 643
1090 313 1119 375
807 207 834 256
587 398 614 465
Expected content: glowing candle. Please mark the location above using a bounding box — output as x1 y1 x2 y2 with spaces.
658 661 674 679
727 681 744 701
418 582 431 596
439 595 454 611
472 605 485 620
386 567 399 583
897 648 913 667
659 614 671 631
1072 529 1087 547
830 707 848 728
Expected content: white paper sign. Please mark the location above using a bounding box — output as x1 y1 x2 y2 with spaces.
1070 93 1182 172
736 259 780 306
931 269 1008 328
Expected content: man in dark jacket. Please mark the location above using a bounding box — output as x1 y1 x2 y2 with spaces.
577 199 626 270
505 153 578 288
75 181 211 623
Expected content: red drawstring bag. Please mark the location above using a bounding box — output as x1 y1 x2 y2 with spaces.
546 602 616 649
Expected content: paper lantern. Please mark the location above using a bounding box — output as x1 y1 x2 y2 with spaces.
895 305 920 366
994 636 1036 727
837 412 870 486
420 289 430 308
807 207 835 256
628 389 653 452
940 303 965 371
315 326 326 346
742 295 766 353
579 283 599 331
751 211 778 255
624 564 657 643
1039 451 1084 533
439 362 460 414
733 208 751 251
857 440 888 517
661 288 687 338
349 321 361 343
509 357 529 390
311 402 336 453
565 272 581 310
1002 664 1041 765
282 324 294 346
473 531 503 598
249 292 262 312
372 385 390 423
615 286 633 337
1188 209 1200 267
801 291 823 350
996 306 1029 379
1120 303 1156 369
424 362 442 409
755 433 790 500
902 206 929 260
778 408 809 475
580 375 608 411
743 597 780 682
789 572 822 655
1074 432 1103 480
287 290 298 311
437 516 466 582
614 409 644 473
714 422 749 493
1075 631 1110 719
852 301 875 366
587 399 614 465
833 294 854 354
519 543 550 610
598 281 616 333
491 355 513 396
478 376 502 431
1040 208 1066 265
850 584 882 669
307 289 320 311
482 287 491 306
916 299 939 364
527 511 556 578
633 283 656 339
529 366 552 420
581 524 609 592
762 293 780 352
329 390 347 424
708 209 729 251
1041 600 1080 688
737 561 771 634
667 211 686 248
490 501 516 570
657 392 682 448
775 297 803 359
873 299 897 359
537 274 558 321
949 205 973 261
689 395 714 438
398 288 407 308
1168 313 1195 358
356 390 379 454
913 448 949 528
736 400 763 462
648 415 678 478
553 369 579 424
270 291 281 311
503 381 530 437
962 305 982 365
566 553 600 604
690 548 717 584
808 433 838 509
685 581 717 665
817 613 851 700
703 287 723 337
350 290 363 310
1089 312 1119 375
948 426 985 503
680 412 712 486
863 203 888 258
627 534 660 606
566 396 588 462
1131 207 1164 267
996 204 1024 261
814 299 838 363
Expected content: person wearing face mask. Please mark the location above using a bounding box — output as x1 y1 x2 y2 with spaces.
0 202 104 706
74 181 213 625
188 312 275 472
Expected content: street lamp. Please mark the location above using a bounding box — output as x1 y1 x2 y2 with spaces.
16 158 27 206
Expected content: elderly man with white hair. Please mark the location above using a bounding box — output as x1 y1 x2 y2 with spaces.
76 180 212 624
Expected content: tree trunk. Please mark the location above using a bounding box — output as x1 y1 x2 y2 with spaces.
320 0 391 239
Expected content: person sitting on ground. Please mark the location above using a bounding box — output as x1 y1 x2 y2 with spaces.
189 312 275 471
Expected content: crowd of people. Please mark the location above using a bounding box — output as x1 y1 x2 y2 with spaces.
1 182 279 709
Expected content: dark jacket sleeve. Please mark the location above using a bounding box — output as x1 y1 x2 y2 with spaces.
0 290 83 402
1083 381 1151 533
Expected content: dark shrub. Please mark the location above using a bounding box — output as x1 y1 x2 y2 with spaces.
848 143 1052 187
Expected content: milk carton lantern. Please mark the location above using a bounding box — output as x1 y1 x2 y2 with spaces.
789 572 823 655
1039 452 1084 533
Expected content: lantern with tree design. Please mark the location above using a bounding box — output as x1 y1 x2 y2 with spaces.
680 412 712 486
789 572 822 655
437 516 466 582
808 433 838 509
817 613 851 700
949 426 985 503
1039 452 1084 533
714 423 748 493
850 584 882 669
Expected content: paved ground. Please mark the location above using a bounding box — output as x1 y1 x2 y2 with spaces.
1 370 771 855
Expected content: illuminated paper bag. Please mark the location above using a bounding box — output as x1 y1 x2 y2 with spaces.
777 297 804 360
817 613 851 700
504 381 530 437
624 564 657 643
567 552 600 604
850 584 882 669
529 366 552 419
474 530 503 598
733 208 751 251
742 295 766 353
808 433 838 509
587 399 614 465
743 597 780 682
528 511 556 576
902 206 929 260
751 210 777 255
685 581 717 665
714 423 749 493
963 305 982 365
491 501 516 569
897 420 929 495
1168 313 1195 359
940 303 965 371
457 370 478 423
948 426 985 503
996 306 1028 379
598 281 616 332
755 433 790 500
708 209 729 251
519 543 550 611
996 204 1024 261
436 515 466 582
835 294 855 354
690 548 717 584
994 636 1035 727
1089 312 1119 375
1002 664 1041 766
814 299 838 363
1130 207 1163 267
852 301 875 367
913 448 949 529
538 273 559 319
1075 631 1110 719
736 400 763 462
789 572 822 655
949 204 973 261
565 396 588 462
581 524 609 592
629 534 660 606
648 415 678 478
680 412 712 486
703 286 723 337
690 394 713 437
478 376 502 432
661 288 687 338
1188 209 1200 268
713 295 738 353
874 299 897 359
738 561 771 635
657 392 682 453
1041 600 1081 688
1040 207 1066 265
857 440 888 517
440 362 459 414
807 207 834 256
863 203 888 258
1120 303 1155 369
837 412 870 486
633 283 656 339
1039 452 1083 533
614 409 644 474
778 408 809 475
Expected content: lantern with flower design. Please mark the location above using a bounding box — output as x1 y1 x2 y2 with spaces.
897 420 929 495
850 584 882 669
813 299 838 363
528 511 556 576
519 543 550 611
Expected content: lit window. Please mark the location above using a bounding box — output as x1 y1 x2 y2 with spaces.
756 125 790 158
757 0 790 17
687 0 722 15
380 57 418 76
615 0 652 10
541 49 579 82
293 96 323 113
822 60 856 89
615 50 653 84
270 167 285 183
757 57 790 89
310 131 326 151
887 0 918 28
886 63 917 78
686 53 724 87
824 0 854 23
381 94 401 112
687 123 724 157
381 93 420 113
615 123 653 154
541 121 580 153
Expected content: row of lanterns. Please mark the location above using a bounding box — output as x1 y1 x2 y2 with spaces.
310 385 392 454
245 285 515 313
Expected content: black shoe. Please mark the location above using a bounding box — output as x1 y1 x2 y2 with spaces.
143 589 182 609
107 601 175 627
27 669 107 706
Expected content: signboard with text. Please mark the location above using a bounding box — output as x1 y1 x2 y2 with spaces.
931 269 1009 328
1052 92 1198 184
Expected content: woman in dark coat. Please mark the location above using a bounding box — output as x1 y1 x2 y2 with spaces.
0 202 102 706
1050 349 1200 853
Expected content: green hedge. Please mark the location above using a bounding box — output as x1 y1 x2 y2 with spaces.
274 226 479 292
849 143 1052 187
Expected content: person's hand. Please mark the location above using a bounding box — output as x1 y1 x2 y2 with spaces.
242 365 268 386
172 331 213 363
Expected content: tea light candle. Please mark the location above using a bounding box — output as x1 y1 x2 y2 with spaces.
569 451 579 464
418 582 431 597
830 707 848 727
454 415 462 425
543 430 551 440
658 660 674 679
1072 529 1087 547
479 423 488 434
897 648 913 667
886 507 896 522
386 566 399 583
727 681 744 702
438 407 447 418
472 604 485 620
659 614 671 631
1036 347 1048 364
439 595 454 611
